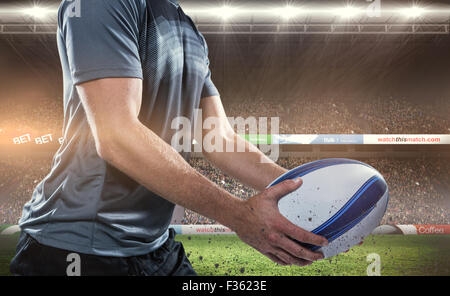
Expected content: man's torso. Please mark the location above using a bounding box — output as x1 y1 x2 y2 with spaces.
19 0 218 257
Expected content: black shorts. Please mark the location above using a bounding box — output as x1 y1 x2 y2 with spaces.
9 228 196 276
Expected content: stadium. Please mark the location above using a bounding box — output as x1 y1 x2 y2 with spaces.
0 0 449 276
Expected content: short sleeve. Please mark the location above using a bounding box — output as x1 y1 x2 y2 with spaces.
58 0 143 85
201 69 219 99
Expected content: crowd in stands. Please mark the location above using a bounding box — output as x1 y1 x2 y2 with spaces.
0 155 51 225
1 96 448 145
0 98 63 145
355 97 450 134
3 153 448 226
0 96 449 226
185 157 449 226
224 97 363 134
224 97 449 134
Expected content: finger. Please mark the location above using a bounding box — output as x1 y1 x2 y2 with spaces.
276 235 324 262
272 248 313 267
280 217 329 247
264 178 302 202
266 253 289 266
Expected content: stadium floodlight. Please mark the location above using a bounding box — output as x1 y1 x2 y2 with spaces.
22 6 52 19
399 6 426 18
333 5 363 18
217 5 240 20
183 5 242 21
274 5 304 20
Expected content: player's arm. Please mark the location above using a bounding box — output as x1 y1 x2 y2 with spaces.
199 96 287 191
76 77 327 266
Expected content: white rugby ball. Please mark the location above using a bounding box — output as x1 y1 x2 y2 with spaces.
269 158 389 258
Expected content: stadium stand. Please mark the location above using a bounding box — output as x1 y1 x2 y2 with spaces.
1 95 448 140
224 97 449 134
1 152 448 226
186 157 449 226
0 96 449 226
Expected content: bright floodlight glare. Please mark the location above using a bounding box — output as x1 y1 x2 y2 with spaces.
400 6 426 18
22 6 51 19
275 5 303 20
218 5 239 20
334 6 362 18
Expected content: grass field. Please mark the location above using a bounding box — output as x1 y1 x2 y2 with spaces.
1 233 449 276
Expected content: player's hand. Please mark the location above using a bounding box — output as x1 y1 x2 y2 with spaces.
232 178 328 266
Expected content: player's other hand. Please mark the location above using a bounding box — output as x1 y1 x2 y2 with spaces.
232 178 328 266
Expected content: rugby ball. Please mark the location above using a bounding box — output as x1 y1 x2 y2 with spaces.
269 158 389 258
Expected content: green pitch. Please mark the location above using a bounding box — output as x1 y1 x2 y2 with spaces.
1 234 449 276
